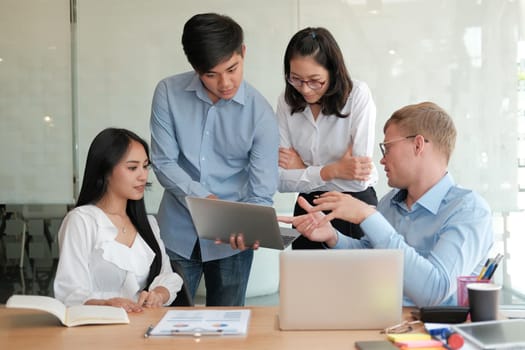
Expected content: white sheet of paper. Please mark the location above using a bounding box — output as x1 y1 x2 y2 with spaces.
150 309 251 336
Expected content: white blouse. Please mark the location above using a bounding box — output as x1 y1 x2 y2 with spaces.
53 205 183 306
277 79 378 193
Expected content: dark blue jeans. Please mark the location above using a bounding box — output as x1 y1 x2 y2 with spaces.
167 244 253 306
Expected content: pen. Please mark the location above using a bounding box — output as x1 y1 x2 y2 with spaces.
478 258 492 280
482 263 496 280
486 254 504 280
478 253 502 280
144 324 154 338
482 254 502 280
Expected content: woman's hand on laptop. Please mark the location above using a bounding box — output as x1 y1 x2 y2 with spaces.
277 197 339 248
215 233 260 251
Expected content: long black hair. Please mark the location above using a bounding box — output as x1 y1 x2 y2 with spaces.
284 27 352 118
76 128 162 289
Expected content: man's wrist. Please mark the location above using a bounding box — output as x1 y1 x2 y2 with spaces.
358 205 376 224
325 228 339 248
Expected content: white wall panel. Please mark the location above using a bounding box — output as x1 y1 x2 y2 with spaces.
0 0 73 204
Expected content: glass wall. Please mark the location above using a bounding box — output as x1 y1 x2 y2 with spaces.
0 0 73 204
1 0 524 305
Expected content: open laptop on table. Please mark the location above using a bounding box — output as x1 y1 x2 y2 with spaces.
186 196 300 250
279 249 404 330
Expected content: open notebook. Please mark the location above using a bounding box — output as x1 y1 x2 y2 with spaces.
186 197 300 250
279 249 404 330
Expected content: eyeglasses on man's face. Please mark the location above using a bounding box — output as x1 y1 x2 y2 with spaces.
379 135 429 157
286 76 326 90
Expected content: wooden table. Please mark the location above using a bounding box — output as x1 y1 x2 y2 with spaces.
1 306 413 350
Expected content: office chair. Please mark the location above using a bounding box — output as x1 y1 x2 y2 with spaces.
169 260 194 307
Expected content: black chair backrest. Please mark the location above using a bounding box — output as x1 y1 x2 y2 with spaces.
169 260 194 307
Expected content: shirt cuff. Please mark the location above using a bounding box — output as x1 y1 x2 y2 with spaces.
304 165 325 187
187 183 212 199
150 273 183 306
360 212 396 247
332 231 349 249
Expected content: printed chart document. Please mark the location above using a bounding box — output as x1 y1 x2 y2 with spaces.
6 294 129 327
150 309 251 336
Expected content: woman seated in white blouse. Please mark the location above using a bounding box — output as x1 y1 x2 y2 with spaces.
54 128 183 312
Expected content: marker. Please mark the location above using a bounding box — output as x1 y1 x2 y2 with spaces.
144 324 154 338
446 332 465 350
428 328 464 350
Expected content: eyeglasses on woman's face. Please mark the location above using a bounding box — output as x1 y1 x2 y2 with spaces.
379 135 429 157
286 76 326 90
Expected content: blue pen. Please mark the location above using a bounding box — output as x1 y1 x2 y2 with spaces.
486 255 504 280
478 258 492 280
482 263 494 280
479 254 498 280
482 254 501 280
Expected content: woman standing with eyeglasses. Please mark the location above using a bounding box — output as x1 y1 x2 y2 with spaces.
278 27 378 249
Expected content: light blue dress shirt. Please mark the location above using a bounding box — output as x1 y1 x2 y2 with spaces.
332 173 494 306
150 71 279 262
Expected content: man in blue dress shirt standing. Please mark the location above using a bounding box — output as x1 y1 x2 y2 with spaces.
278 101 494 307
150 13 279 306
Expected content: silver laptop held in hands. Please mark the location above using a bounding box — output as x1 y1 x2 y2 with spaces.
186 197 300 250
279 249 404 330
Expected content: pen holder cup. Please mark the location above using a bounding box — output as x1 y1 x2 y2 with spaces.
457 276 489 307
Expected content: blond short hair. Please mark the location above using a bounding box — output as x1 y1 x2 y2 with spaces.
384 102 457 163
